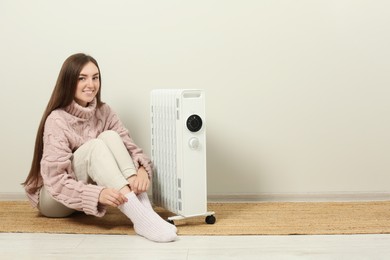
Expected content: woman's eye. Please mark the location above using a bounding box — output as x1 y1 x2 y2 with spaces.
93 77 100 80
78 77 86 81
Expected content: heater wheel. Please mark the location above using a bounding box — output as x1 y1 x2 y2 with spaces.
205 215 216 224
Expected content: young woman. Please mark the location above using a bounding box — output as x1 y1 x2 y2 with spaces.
22 53 177 242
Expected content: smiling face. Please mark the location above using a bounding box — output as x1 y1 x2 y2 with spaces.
74 61 100 107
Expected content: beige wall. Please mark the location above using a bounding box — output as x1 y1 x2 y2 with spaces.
1 0 389 197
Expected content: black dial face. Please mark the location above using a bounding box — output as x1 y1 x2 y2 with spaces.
186 114 203 132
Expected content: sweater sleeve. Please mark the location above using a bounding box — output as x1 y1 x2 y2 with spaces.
40 115 106 217
103 105 153 178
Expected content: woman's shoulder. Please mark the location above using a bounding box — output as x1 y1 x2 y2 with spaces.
45 109 69 130
97 102 116 115
46 108 65 121
98 102 110 110
96 103 122 125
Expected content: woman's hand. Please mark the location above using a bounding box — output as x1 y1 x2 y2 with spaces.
128 166 150 195
98 188 128 207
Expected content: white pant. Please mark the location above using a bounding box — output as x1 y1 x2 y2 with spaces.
38 130 137 217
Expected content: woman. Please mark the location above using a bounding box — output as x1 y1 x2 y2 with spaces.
22 53 177 242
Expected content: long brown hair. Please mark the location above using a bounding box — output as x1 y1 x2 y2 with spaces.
22 53 103 191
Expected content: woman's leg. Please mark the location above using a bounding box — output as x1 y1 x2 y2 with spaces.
72 138 128 191
97 130 177 234
97 130 136 180
72 137 176 242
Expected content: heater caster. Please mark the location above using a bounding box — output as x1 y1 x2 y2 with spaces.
167 211 216 225
205 215 216 224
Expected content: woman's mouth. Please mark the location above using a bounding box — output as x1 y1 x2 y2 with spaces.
83 89 95 94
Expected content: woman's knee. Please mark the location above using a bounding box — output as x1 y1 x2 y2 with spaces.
98 130 121 142
73 138 110 177
81 138 108 152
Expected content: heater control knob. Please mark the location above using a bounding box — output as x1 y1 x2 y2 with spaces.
186 114 203 132
188 137 200 149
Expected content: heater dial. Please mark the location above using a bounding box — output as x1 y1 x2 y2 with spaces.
186 114 203 132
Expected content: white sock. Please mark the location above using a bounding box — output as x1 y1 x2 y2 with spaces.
119 192 177 242
136 192 153 209
137 192 178 233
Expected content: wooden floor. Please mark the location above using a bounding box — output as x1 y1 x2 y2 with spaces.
1 233 390 259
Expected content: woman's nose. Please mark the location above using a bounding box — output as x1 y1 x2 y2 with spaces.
87 78 94 86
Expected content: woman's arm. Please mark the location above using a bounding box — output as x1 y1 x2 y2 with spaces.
41 114 106 217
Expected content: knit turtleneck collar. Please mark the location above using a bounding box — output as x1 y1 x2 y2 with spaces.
65 98 97 119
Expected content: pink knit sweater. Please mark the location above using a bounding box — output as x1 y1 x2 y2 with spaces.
25 99 152 217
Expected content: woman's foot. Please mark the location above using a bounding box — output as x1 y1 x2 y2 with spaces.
119 192 177 242
137 192 178 233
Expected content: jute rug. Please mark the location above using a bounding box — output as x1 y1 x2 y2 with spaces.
1 201 390 235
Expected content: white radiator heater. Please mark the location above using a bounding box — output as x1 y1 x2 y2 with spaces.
151 89 215 225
